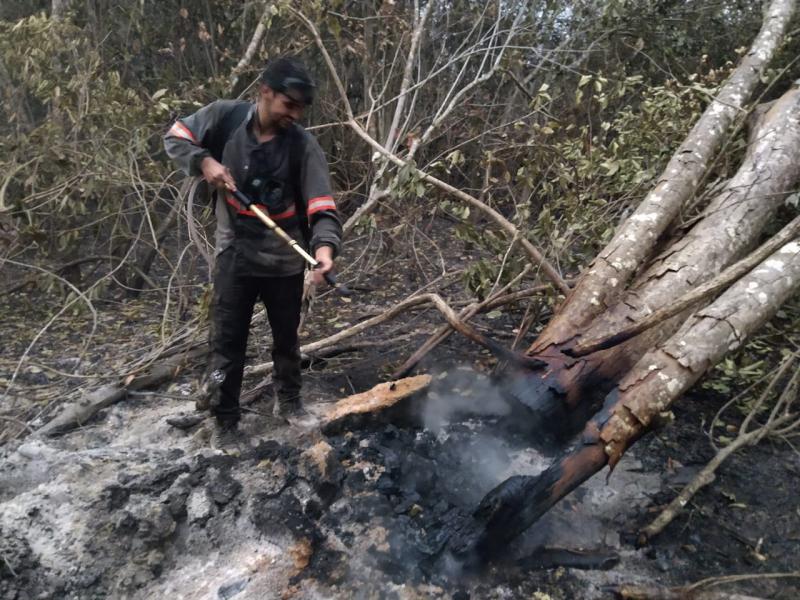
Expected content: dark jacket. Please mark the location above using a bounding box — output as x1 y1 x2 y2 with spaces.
164 100 342 276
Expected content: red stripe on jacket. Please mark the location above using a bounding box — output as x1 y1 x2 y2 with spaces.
225 193 297 220
167 120 198 143
307 196 336 215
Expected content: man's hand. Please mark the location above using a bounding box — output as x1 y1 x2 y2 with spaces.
201 156 236 191
312 245 334 285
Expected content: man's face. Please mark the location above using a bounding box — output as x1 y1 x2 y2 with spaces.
260 85 306 130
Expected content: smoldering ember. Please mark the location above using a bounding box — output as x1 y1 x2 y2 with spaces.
1 1 800 599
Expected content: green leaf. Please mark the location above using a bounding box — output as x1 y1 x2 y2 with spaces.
602 160 620 176
446 149 464 167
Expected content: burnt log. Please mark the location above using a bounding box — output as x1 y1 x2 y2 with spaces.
460 235 800 557
321 375 431 434
35 344 205 437
516 546 619 571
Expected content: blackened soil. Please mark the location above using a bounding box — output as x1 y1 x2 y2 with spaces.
627 391 800 599
3 211 800 599
307 372 800 598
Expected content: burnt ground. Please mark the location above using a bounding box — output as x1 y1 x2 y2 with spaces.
629 394 800 597
1 213 799 599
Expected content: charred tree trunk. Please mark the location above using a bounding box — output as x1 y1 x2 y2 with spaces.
511 87 800 431
468 236 800 556
449 0 800 559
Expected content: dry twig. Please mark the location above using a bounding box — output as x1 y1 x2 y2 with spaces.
639 351 800 543
245 285 542 379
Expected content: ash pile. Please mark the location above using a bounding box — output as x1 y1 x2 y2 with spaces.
313 367 630 593
0 366 658 599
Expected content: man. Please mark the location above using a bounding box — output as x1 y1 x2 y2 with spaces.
164 57 342 443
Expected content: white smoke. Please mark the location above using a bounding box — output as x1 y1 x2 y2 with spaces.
421 366 511 432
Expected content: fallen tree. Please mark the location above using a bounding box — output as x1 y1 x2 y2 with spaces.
442 0 800 559
459 227 800 558
511 85 800 429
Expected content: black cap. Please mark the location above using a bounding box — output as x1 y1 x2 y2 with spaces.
261 57 315 105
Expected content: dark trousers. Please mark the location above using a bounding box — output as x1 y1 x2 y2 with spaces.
208 248 304 423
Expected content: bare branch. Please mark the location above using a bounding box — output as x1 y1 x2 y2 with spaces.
292 7 570 295
230 3 273 90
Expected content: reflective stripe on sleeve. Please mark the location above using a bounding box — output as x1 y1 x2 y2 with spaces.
167 120 198 143
307 196 337 215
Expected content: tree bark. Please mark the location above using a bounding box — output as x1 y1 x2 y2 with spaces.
529 0 797 352
569 215 800 357
513 87 800 430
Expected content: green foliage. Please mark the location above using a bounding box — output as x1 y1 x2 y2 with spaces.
394 161 428 199
702 294 800 402
455 225 527 300
455 67 723 299
0 14 172 267
521 70 722 271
